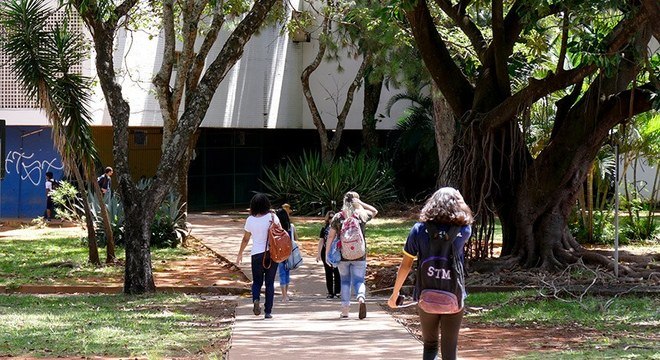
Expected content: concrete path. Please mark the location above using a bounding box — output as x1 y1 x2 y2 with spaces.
188 213 423 360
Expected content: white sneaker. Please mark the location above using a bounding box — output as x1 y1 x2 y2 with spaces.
340 306 349 319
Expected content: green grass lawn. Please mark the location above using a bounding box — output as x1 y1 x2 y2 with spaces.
0 294 231 358
295 217 505 256
467 291 660 359
0 228 191 287
295 218 415 255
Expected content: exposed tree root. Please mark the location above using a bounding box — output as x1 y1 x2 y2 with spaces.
469 245 657 284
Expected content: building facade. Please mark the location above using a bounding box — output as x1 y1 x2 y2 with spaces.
0 1 409 216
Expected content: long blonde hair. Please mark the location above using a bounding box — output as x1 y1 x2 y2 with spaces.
419 187 473 226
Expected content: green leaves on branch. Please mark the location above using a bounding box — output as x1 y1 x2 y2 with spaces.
59 187 188 249
260 151 396 215
0 0 99 170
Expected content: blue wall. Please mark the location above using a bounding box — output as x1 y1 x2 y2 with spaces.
0 126 63 218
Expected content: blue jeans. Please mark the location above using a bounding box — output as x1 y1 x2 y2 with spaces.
277 262 290 285
251 252 278 314
337 260 367 306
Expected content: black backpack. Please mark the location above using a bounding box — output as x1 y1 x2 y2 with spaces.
416 222 465 314
51 179 61 191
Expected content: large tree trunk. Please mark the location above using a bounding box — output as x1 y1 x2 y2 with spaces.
504 70 651 272
123 202 156 294
406 0 655 274
362 66 383 153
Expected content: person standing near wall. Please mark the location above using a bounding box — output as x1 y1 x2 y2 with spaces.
97 167 113 201
44 171 56 221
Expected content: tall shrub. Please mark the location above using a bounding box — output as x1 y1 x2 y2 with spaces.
261 151 396 215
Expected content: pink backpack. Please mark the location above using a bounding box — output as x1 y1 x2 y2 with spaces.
339 211 366 260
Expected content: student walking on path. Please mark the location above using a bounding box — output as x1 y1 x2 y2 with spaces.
316 210 340 298
188 212 424 359
388 187 473 360
275 205 296 302
326 191 377 319
236 193 281 319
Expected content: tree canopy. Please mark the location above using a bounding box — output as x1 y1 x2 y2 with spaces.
396 0 658 273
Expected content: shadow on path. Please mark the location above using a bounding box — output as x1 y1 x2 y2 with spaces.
188 213 423 360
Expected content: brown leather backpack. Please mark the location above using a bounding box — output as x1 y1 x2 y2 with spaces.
265 212 292 267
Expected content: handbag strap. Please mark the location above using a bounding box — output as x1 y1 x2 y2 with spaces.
262 212 275 269
262 250 272 269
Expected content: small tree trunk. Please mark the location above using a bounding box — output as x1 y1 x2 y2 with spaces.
362 68 383 153
647 165 659 235
92 179 115 263
72 166 100 266
586 164 594 242
431 85 454 184
123 206 156 294
175 130 199 224
321 142 335 164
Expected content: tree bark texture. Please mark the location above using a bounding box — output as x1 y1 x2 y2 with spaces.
72 165 100 266
123 198 157 294
406 0 657 272
431 84 454 186
362 66 383 153
74 0 278 293
301 14 370 163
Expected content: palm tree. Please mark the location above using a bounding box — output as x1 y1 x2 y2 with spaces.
385 89 437 198
1 0 114 264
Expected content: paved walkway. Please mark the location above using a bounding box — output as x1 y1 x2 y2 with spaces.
188 213 423 359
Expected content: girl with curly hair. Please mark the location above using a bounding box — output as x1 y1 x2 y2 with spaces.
388 187 473 360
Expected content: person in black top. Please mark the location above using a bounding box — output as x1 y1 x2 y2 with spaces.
44 172 56 221
388 187 473 360
316 210 340 298
97 166 113 201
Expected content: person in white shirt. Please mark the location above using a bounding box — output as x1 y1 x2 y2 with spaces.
236 193 280 319
44 172 55 221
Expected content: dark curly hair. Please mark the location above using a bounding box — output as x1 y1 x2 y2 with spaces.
249 193 271 216
419 187 473 226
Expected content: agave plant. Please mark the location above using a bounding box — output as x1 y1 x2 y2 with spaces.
261 151 396 215
151 193 189 248
83 192 124 247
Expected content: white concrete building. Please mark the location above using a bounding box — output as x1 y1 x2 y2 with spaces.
0 0 410 213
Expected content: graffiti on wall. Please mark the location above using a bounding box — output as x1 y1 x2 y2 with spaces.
4 150 64 186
